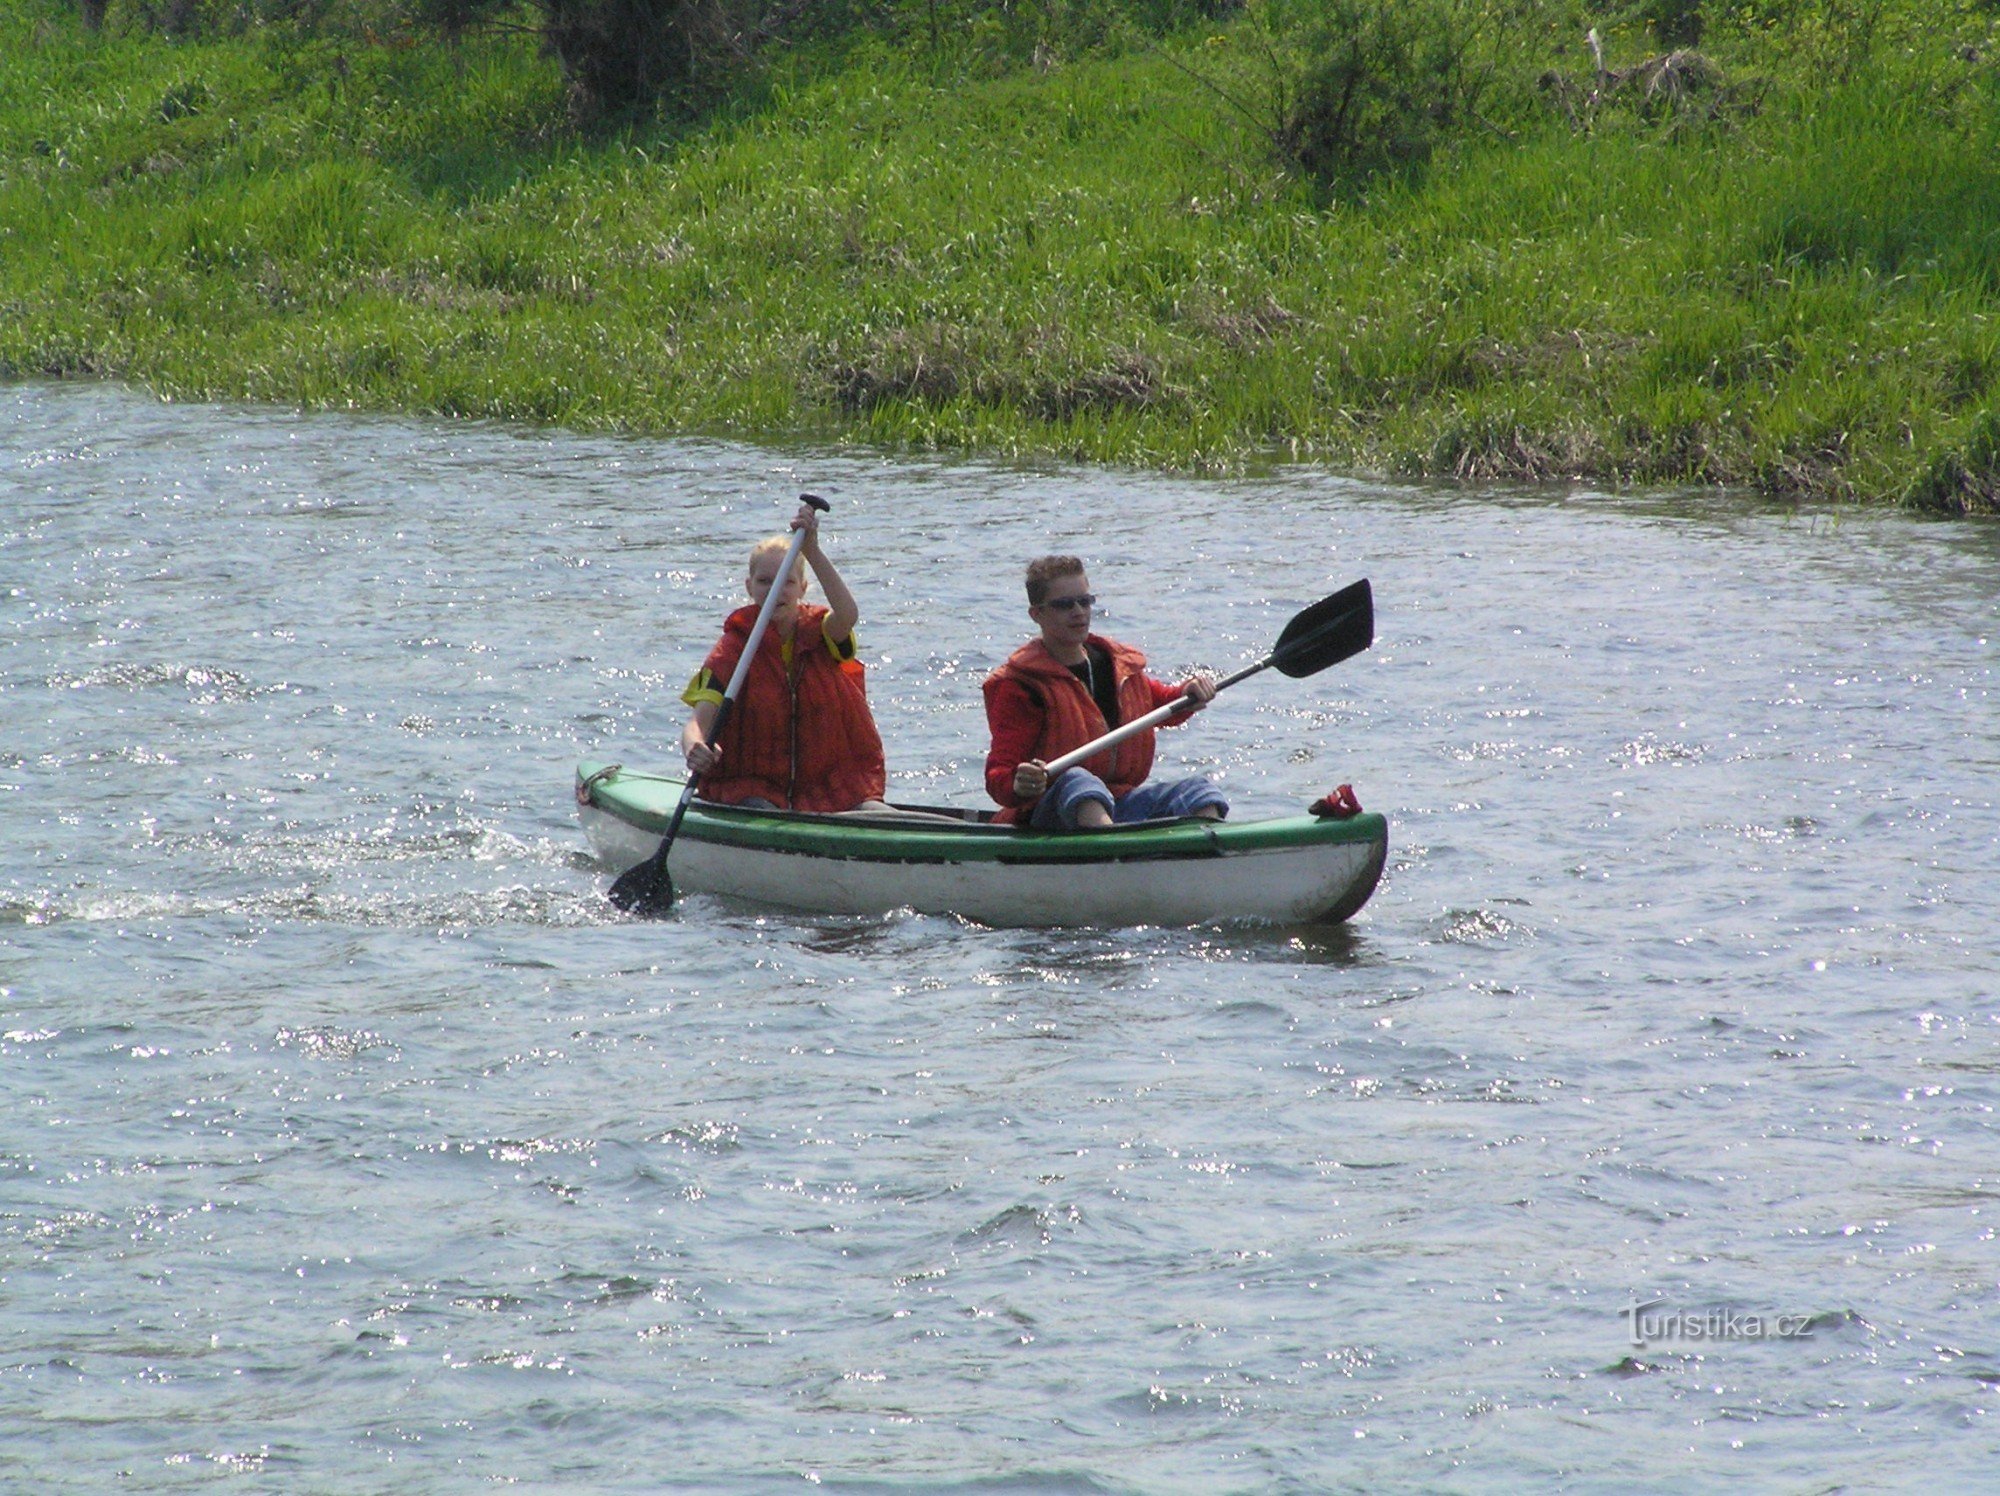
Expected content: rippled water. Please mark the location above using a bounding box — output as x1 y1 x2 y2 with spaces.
3 381 1997 1491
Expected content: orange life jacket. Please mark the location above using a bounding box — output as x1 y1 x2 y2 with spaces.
697 603 886 813
983 635 1156 823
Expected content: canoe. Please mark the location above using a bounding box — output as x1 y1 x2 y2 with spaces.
575 759 1387 927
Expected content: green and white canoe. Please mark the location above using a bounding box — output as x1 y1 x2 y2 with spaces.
576 760 1387 927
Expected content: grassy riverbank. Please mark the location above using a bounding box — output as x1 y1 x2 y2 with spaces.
4 2 1998 509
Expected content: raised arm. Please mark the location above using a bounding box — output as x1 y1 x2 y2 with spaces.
792 503 859 642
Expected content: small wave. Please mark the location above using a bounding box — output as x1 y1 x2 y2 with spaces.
569 1274 657 1307
6 881 610 931
421 1136 597 1165
957 1202 1081 1250
164 1450 271 1476
158 822 565 869
273 1026 393 1062
460 1349 569 1373
451 1293 528 1314
652 1120 741 1153
46 662 284 703
1410 1075 1543 1105
1795 1307 1868 1337
256 884 610 929
1601 1356 1663 1378
23 1209 115 1251
1617 736 1705 766
32 743 182 769
19 443 102 468
5 890 193 925
1209 997 1292 1020
1435 907 1526 944
1103 1383 1238 1420
1737 816 1820 844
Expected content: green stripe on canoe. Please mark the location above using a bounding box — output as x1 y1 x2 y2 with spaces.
577 761 1386 866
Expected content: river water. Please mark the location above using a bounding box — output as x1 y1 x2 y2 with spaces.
2 380 1996 1491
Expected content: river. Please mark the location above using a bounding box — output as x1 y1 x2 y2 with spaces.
2 380 1996 1491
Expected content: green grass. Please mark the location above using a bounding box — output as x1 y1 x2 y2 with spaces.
3 1 1998 509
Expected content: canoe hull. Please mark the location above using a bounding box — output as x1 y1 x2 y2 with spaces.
576 761 1386 928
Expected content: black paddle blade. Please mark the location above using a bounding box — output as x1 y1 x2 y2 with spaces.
1271 578 1373 678
606 782 701 916
606 857 674 916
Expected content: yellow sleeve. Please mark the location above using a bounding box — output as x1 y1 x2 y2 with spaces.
681 667 724 709
823 627 858 663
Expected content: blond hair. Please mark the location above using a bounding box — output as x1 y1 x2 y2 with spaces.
748 535 810 593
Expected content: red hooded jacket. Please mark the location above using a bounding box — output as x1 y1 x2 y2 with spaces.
982 635 1191 822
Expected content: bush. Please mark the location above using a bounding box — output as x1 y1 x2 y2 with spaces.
538 0 713 120
1267 0 1511 192
1637 0 1703 47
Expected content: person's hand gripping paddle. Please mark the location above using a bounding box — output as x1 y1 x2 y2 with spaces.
608 494 830 915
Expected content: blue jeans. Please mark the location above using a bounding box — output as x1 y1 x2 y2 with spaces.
1028 768 1228 830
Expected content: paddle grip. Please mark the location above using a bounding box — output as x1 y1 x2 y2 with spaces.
799 492 830 511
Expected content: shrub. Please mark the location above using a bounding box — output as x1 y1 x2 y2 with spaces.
1255 0 1534 194
1637 0 1703 47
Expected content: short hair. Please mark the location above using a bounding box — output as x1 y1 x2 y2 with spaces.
1024 555 1085 607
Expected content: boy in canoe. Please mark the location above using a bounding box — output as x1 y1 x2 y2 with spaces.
984 555 1227 829
680 502 888 812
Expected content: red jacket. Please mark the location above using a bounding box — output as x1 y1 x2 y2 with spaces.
694 603 886 812
982 635 1191 822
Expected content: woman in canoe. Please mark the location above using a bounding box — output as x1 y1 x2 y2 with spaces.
679 504 888 812
984 555 1227 829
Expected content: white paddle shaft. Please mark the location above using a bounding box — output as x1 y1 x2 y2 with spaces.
1041 655 1271 776
1043 696 1186 775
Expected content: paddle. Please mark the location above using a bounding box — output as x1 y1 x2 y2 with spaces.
608 494 830 916
1043 578 1374 777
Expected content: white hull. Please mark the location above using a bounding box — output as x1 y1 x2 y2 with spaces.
579 802 1385 927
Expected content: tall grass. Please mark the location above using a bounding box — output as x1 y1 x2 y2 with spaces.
2 0 1997 508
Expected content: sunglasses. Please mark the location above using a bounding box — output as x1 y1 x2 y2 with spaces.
1040 593 1096 611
